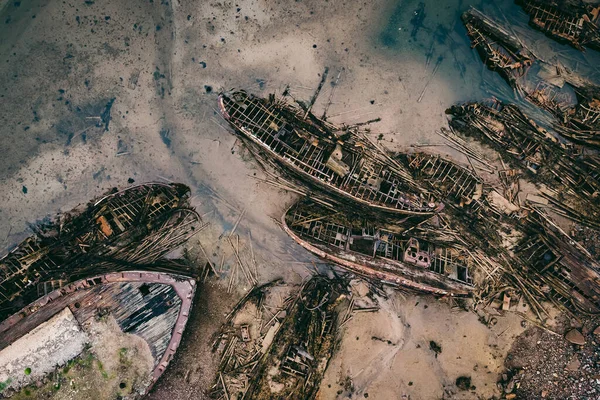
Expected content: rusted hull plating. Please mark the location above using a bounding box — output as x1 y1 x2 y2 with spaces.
0 271 196 395
218 92 438 216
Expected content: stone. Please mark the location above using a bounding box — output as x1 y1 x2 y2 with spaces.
566 357 581 371
593 326 600 336
565 329 586 345
351 280 370 298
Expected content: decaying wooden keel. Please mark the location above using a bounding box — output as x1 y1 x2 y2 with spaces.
516 0 600 51
283 199 477 296
218 90 440 216
462 8 535 89
0 271 196 397
0 183 202 322
210 277 345 400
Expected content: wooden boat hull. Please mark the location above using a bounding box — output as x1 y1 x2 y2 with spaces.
218 93 438 217
0 271 196 396
0 182 201 321
281 203 474 297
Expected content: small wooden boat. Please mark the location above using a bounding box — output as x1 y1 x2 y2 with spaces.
218 90 440 216
0 271 196 398
0 183 201 322
516 0 600 51
462 8 535 89
282 199 476 296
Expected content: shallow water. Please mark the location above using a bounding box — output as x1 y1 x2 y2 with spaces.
378 0 600 123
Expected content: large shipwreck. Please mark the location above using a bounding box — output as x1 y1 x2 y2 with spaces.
516 0 600 51
0 271 195 398
218 90 440 217
283 199 476 296
0 182 202 321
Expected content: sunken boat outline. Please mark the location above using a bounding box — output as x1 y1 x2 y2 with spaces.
0 270 196 397
218 90 440 216
282 200 475 296
462 7 535 90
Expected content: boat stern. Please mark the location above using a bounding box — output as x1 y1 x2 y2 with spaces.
217 94 230 120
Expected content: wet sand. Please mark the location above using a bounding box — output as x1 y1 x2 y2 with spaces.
0 0 581 398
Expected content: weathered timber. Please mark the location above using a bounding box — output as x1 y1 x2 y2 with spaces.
218 90 440 216
0 271 196 397
516 0 600 51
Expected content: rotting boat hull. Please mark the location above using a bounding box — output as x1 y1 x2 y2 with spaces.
282 201 474 297
0 182 201 321
218 92 439 217
0 270 196 397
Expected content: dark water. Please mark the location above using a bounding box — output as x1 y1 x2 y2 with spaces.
378 0 600 124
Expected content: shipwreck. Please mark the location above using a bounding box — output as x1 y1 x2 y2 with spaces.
462 7 535 90
516 0 600 51
461 7 600 150
282 199 477 296
0 271 196 398
218 90 440 217
446 99 600 229
210 277 345 400
0 182 202 322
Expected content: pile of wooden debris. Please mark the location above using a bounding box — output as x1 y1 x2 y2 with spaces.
0 182 203 321
210 276 348 400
